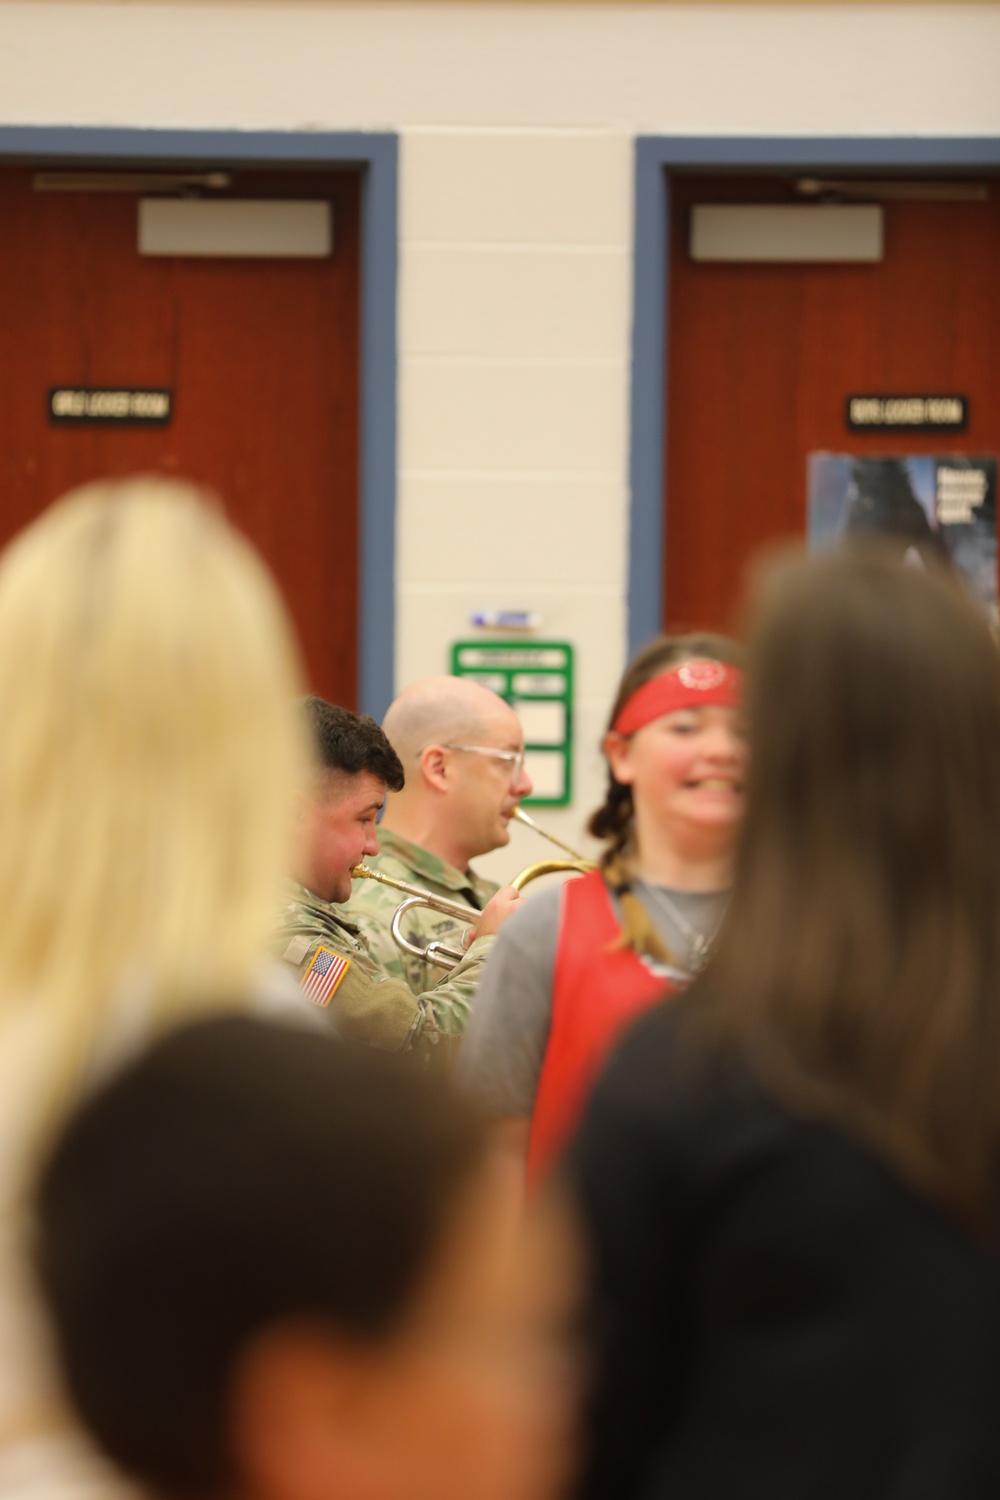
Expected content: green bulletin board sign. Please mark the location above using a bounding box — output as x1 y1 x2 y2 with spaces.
450 641 574 807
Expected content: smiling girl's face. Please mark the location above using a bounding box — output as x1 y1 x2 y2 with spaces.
605 701 747 842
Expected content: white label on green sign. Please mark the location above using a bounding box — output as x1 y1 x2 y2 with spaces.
456 646 567 670
511 672 567 695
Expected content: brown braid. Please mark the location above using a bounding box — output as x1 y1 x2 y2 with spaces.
587 631 743 962
603 851 678 966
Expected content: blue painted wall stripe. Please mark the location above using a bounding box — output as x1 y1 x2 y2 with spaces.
0 125 398 718
628 141 669 658
356 137 398 722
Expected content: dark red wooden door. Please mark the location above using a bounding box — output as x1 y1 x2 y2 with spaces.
0 166 360 704
664 174 1000 631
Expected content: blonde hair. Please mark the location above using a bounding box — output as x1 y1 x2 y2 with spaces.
0 478 306 1111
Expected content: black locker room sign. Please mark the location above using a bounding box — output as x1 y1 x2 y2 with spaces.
49 388 172 425
846 394 967 433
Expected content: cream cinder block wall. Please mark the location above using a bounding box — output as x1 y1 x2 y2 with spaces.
2 1 999 875
399 128 630 879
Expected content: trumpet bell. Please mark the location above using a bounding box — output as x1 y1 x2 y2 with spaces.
509 809 593 888
511 858 594 891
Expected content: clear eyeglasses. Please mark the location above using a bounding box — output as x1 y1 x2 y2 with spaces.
444 743 527 780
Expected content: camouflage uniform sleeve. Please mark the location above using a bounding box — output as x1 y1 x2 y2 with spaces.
345 886 432 994
275 923 424 1054
274 888 492 1063
414 934 496 1044
346 872 480 998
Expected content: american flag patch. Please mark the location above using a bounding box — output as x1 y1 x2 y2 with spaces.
300 945 351 1008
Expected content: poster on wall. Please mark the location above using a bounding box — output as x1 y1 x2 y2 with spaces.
450 641 573 808
807 453 998 613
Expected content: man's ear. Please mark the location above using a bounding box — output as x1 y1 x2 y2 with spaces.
419 743 449 794
230 1323 386 1500
290 792 320 880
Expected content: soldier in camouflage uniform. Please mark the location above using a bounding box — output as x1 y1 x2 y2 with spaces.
347 829 500 998
344 676 533 999
274 696 522 1062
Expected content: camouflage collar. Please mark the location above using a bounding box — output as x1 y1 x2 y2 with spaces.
374 829 492 904
284 877 363 936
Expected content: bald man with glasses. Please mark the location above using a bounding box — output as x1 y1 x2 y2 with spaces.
344 676 533 1000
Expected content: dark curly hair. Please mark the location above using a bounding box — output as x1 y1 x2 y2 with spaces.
302 696 404 793
588 632 744 870
35 1015 487 1494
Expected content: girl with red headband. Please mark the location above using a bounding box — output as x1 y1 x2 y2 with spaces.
458 633 746 1186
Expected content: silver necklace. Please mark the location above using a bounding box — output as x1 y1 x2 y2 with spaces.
635 880 727 974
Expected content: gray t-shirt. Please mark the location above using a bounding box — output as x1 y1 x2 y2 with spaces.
457 878 727 1118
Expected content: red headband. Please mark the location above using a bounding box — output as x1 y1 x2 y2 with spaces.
612 659 742 736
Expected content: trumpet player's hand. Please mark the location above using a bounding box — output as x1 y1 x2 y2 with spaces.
469 885 523 942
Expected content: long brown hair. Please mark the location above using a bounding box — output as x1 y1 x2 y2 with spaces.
699 547 1000 1220
588 632 743 963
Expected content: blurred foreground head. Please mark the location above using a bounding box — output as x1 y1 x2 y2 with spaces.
707 545 1000 1217
35 1017 576 1500
0 478 305 1112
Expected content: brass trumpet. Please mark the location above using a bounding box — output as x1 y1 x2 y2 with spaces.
350 863 473 970
352 810 594 971
508 809 593 890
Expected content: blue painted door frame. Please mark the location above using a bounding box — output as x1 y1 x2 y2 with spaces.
0 126 397 718
629 136 1000 656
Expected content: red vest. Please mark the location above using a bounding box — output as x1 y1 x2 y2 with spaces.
527 869 671 1188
